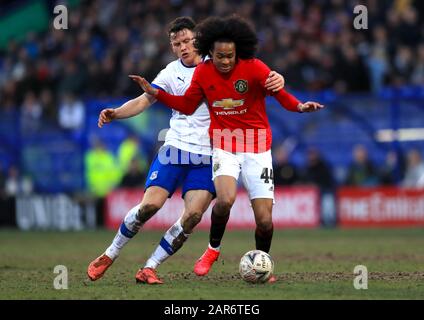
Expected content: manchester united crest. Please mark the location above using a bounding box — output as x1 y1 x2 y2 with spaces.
234 79 248 94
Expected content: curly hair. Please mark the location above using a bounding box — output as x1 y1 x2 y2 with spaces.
194 15 258 59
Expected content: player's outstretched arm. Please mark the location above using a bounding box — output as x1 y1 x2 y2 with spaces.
255 59 323 112
265 71 285 92
97 93 155 128
98 108 116 128
273 89 324 113
297 101 325 113
129 74 203 115
129 75 159 96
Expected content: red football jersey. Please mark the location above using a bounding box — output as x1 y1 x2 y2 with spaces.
156 58 300 153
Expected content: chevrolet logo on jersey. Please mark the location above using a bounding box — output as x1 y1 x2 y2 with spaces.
212 99 245 109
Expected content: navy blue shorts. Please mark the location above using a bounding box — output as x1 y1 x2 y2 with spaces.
144 145 215 198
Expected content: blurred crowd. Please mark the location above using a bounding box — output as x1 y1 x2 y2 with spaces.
1 135 424 198
79 140 424 197
1 0 424 197
1 0 424 120
272 143 424 190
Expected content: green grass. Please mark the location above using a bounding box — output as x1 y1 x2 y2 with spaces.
0 228 423 299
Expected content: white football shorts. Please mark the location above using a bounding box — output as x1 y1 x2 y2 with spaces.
212 148 274 200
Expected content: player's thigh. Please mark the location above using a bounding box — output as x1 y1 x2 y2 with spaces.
251 198 273 228
183 189 213 215
181 190 213 232
213 175 238 206
140 186 169 209
241 150 274 201
212 148 240 205
180 161 214 226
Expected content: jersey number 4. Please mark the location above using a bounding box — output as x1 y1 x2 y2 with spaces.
260 168 274 184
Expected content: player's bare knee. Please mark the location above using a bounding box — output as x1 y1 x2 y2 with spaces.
256 219 273 232
182 211 202 233
215 198 235 214
137 203 161 223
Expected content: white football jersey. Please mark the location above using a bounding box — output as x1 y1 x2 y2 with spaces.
152 59 211 156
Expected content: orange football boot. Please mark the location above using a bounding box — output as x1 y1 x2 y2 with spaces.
135 268 164 284
87 254 113 281
193 247 220 276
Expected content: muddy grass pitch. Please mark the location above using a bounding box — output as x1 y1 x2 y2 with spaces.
0 228 423 299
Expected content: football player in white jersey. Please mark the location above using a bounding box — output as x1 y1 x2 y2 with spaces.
87 17 285 284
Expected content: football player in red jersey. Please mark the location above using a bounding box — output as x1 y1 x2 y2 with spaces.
130 15 323 282
87 17 285 285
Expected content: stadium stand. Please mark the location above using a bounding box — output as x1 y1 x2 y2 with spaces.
0 0 423 193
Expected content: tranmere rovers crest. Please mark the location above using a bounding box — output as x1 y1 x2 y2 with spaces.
149 171 158 180
234 79 248 94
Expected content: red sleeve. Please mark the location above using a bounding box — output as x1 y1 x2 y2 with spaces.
156 67 204 115
253 59 301 112
273 89 301 112
253 59 272 89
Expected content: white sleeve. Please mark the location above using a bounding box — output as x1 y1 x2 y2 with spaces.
151 66 171 93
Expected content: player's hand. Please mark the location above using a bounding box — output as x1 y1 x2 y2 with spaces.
128 75 158 96
98 108 116 128
265 71 285 92
297 101 324 113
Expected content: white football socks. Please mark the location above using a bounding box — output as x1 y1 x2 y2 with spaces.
105 204 143 260
145 218 189 269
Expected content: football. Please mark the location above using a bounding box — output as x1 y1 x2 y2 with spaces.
239 250 274 283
